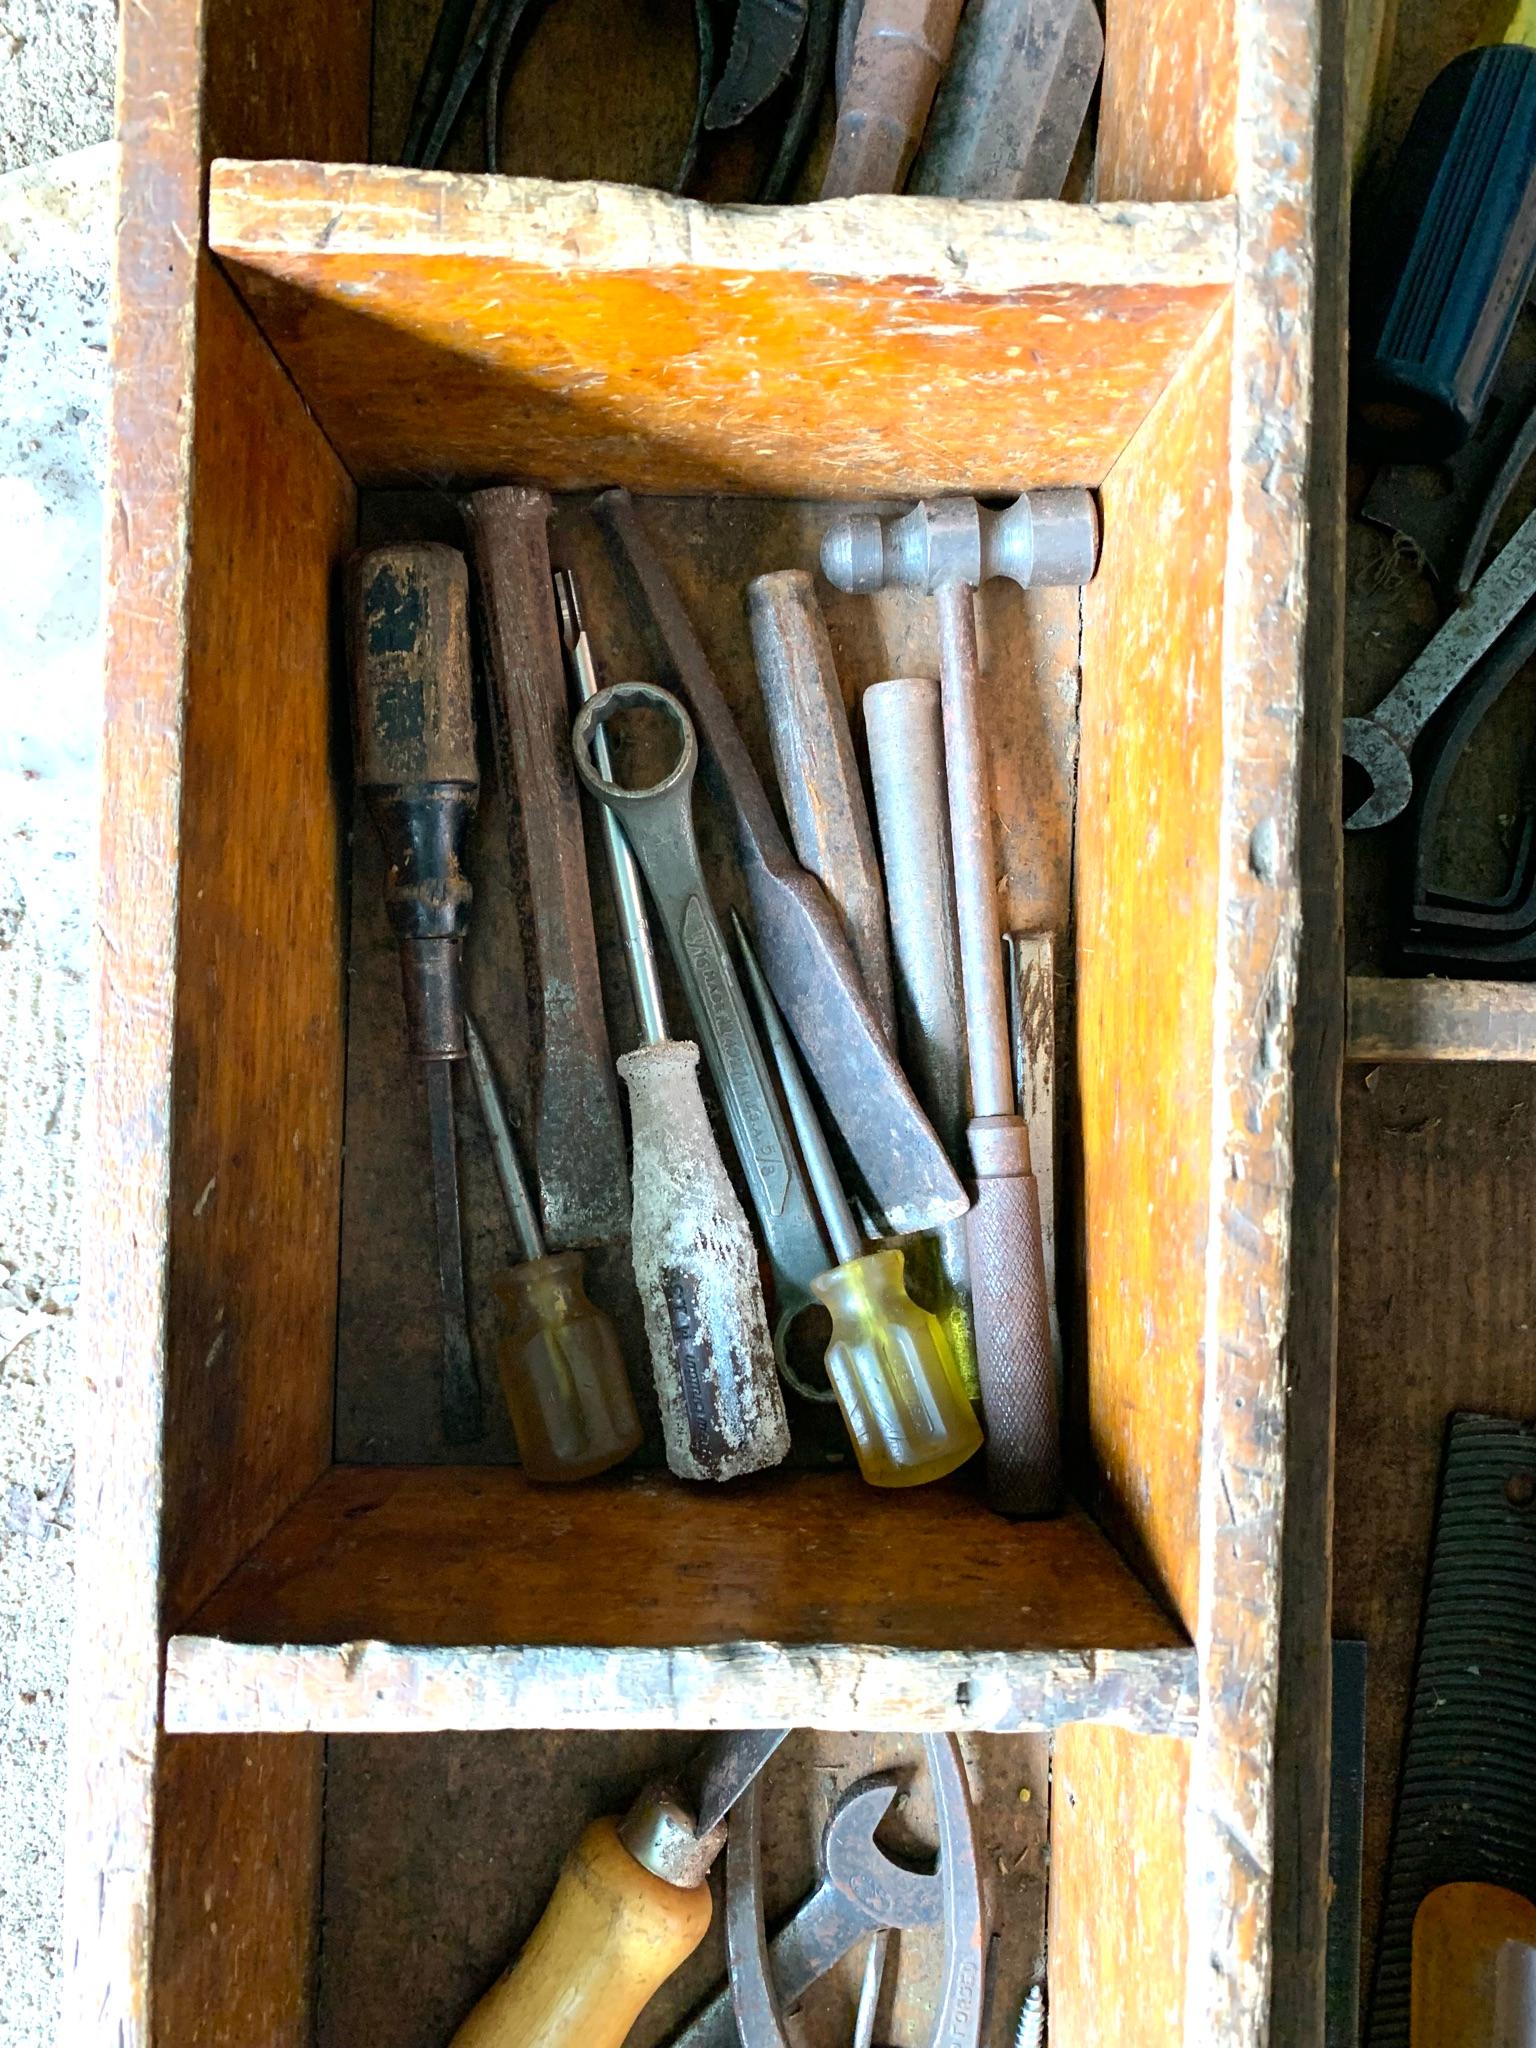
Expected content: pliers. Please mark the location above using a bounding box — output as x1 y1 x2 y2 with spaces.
402 0 836 201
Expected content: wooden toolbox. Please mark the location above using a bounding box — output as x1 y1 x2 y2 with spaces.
67 0 1335 2041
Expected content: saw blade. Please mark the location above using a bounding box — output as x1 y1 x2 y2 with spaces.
705 0 809 128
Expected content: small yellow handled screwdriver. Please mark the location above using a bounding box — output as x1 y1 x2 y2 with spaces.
735 916 982 1489
464 1013 641 1482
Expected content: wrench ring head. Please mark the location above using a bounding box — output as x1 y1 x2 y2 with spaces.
1342 714 1414 831
572 679 699 813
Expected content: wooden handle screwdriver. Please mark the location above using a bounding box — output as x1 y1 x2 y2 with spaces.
449 1730 789 2048
351 544 484 1444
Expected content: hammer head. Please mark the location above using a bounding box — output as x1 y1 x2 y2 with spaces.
820 490 1099 595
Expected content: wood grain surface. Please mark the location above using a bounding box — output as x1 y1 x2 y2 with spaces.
1049 1724 1191 2048
1077 306 1232 1634
1098 0 1239 202
160 259 354 1631
152 1733 324 2048
67 0 368 2036
164 1466 1197 1737
208 162 1234 494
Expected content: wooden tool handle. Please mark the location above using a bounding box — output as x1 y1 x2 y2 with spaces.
449 1817 713 2048
966 1115 1062 1516
351 545 477 790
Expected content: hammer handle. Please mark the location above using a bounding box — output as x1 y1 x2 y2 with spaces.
449 1818 712 2048
966 1115 1062 1516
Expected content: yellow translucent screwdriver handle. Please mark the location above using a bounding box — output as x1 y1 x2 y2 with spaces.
466 1015 641 1481
735 915 983 1489
812 1246 982 1486
492 1253 642 1483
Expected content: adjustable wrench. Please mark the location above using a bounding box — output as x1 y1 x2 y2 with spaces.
571 681 831 1363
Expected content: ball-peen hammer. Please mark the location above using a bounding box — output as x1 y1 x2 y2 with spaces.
821 493 1099 1515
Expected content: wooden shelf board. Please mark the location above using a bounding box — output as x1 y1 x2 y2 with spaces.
208 160 1235 495
164 1464 1197 1736
1346 976 1536 1063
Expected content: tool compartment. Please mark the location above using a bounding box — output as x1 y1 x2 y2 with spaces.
71 1 1327 2043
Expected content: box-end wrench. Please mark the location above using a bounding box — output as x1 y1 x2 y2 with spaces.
723 1734 986 2048
592 490 967 1240
571 681 832 1366
670 1774 942 2048
1344 501 1536 830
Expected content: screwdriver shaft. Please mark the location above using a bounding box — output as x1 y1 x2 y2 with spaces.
555 568 669 1046
425 1058 483 1444
464 1011 544 1264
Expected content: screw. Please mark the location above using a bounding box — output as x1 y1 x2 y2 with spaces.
1506 1471 1535 1507
1015 1983 1046 2048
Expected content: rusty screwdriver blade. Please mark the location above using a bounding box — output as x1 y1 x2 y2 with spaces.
424 1059 483 1443
351 544 485 1445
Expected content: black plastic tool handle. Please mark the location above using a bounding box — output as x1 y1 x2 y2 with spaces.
1357 42 1536 456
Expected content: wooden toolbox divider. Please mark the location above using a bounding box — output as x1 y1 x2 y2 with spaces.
68 0 1330 2042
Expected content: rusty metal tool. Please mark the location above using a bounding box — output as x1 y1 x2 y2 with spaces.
1344 501 1536 831
466 487 629 1249
464 1012 642 1481
721 1735 986 2048
748 570 897 1042
593 489 966 1239
909 0 1103 198
820 0 966 196
737 917 982 1488
557 577 788 1483
822 494 1099 1515
351 543 484 1445
450 1728 790 2048
853 1929 891 2048
865 675 977 1401
670 1775 943 2048
571 678 824 1421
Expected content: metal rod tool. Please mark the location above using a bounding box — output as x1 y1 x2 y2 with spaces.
466 486 629 1247
572 677 830 1395
464 1012 642 1481
748 569 897 1043
737 917 981 1488
559 577 789 1483
820 0 966 195
865 675 978 1399
593 489 966 1239
909 0 1103 199
350 544 484 1444
822 493 1099 1514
